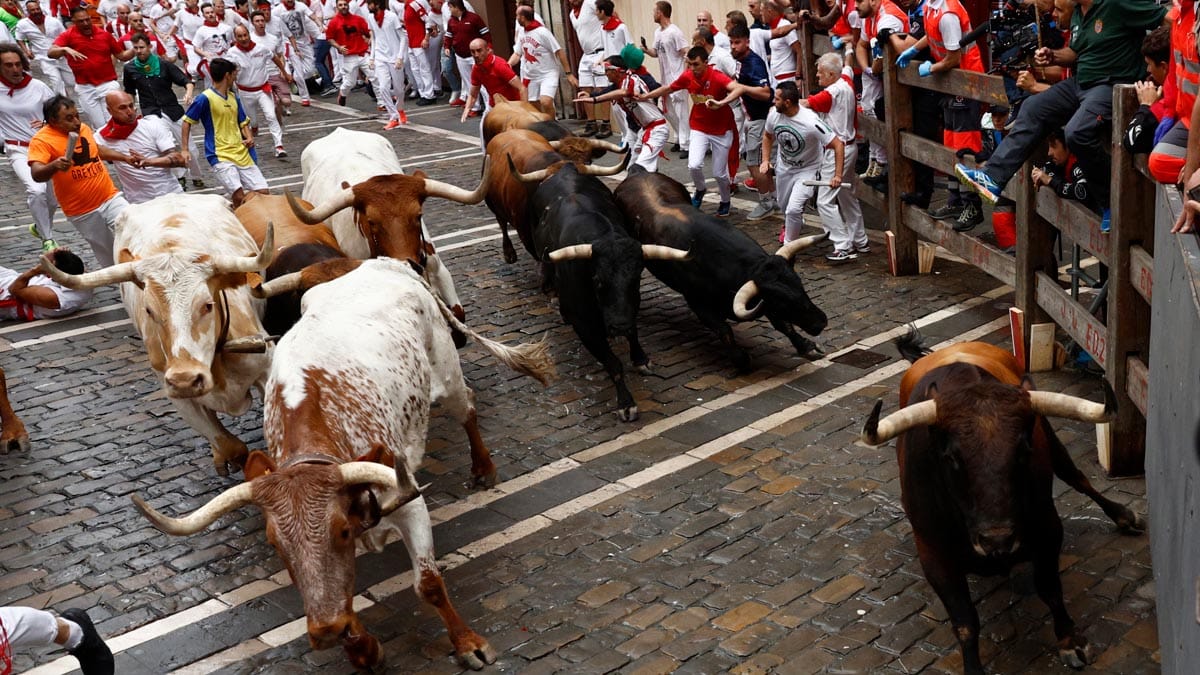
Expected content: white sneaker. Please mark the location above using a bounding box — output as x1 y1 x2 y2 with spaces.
746 199 777 221
274 146 287 158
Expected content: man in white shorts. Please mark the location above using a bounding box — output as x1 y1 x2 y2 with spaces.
0 248 94 321
580 48 668 171
513 6 573 117
226 24 287 154
567 0 603 136
0 45 59 252
595 0 629 139
181 57 269 206
642 0 687 155
97 90 184 203
805 49 867 259
761 81 849 257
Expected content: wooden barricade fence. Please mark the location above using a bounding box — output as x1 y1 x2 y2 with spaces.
800 28 1153 477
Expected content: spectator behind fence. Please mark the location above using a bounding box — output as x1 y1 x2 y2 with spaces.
1032 126 1097 212
1144 18 1193 184
954 0 1168 233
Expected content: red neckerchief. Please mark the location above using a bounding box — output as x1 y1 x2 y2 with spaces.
99 116 140 140
769 16 782 29
524 20 543 30
4 74 32 97
204 18 219 26
709 24 718 35
186 5 199 13
373 9 385 24
602 16 621 31
235 40 255 51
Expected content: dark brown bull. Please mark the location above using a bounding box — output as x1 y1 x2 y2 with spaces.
483 128 626 263
481 94 557 145
861 335 1145 674
0 368 30 454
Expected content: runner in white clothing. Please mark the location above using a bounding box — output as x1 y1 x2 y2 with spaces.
251 7 294 117
642 1 688 153
400 0 437 104
175 0 206 78
367 0 409 128
579 51 668 172
567 0 602 136
96 90 185 203
193 4 235 85
761 81 848 257
595 0 629 139
0 252 94 321
514 6 573 116
761 2 800 84
278 0 319 105
145 0 182 62
14 2 74 95
804 51 866 257
227 24 287 154
0 45 59 251
696 10 729 51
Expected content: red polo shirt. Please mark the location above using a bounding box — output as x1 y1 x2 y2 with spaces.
326 12 370 56
446 11 489 59
53 25 123 85
669 65 735 135
471 53 520 106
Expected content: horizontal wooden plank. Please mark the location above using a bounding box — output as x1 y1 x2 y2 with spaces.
857 113 886 147
857 180 886 214
902 204 1016 287
896 64 1010 107
1034 188 1110 265
1035 272 1108 369
1126 355 1149 417
899 132 957 177
1130 244 1153 304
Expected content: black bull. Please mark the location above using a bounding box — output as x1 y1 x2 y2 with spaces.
613 167 828 369
862 336 1146 674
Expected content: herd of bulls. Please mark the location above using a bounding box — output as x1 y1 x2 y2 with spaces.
0 99 1146 673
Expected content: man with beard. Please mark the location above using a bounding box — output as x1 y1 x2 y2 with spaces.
14 0 74 95
0 44 60 251
48 5 132 129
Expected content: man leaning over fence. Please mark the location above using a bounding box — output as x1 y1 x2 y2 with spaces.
954 0 1168 234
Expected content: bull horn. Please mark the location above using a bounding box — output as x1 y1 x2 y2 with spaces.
1028 388 1115 424
587 138 628 154
508 154 551 184
338 461 400 488
212 222 276 274
287 187 354 225
424 156 492 204
131 483 254 536
732 280 763 320
547 244 593 262
251 271 303 299
39 257 138 290
376 465 423 516
641 245 690 261
578 150 631 176
776 232 830 261
861 399 938 445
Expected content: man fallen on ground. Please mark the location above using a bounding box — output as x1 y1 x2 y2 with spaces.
0 248 93 321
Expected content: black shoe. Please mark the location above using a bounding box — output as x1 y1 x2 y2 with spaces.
62 609 114 675
928 203 964 220
416 97 436 106
952 203 983 232
337 95 346 106
671 142 681 152
595 121 612 139
900 191 931 209
351 81 366 91
178 176 187 191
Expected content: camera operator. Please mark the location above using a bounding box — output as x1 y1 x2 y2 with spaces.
956 0 1168 232
1009 0 1071 98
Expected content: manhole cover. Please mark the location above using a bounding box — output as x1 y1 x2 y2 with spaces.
832 348 890 369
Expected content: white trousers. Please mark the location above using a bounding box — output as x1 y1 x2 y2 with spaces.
153 114 204 181
862 73 886 164
776 163 822 244
665 88 689 150
455 54 475 105
688 129 733 202
67 193 127 267
184 43 201 78
337 54 374 97
425 34 443 92
633 122 670 172
374 59 406 118
290 41 314 100
817 143 866 251
7 144 58 239
35 56 74 95
406 46 434 98
76 81 120 130
240 88 283 148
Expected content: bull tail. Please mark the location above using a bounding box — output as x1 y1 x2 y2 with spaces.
428 287 556 386
895 326 931 363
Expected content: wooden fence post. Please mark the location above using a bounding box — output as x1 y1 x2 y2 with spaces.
883 49 918 275
1013 160 1055 363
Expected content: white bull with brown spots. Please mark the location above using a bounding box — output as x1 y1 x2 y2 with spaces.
132 257 554 670
40 193 274 476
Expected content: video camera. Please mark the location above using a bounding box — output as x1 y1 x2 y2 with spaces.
962 0 1064 75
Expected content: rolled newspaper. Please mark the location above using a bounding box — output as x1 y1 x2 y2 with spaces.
802 180 836 187
63 131 78 165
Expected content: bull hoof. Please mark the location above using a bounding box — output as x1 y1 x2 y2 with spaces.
1118 511 1147 535
731 350 752 373
467 470 498 490
503 248 518 264
452 327 468 349
345 632 384 672
1057 637 1093 670
798 341 825 361
454 635 497 671
2 435 30 454
636 362 654 376
616 405 639 423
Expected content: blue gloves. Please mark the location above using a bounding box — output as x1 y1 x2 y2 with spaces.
1154 117 1177 146
918 61 934 77
831 35 844 50
897 46 918 69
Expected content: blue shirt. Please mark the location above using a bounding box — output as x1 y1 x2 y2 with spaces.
736 50 772 121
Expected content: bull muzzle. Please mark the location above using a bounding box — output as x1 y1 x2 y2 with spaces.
164 364 213 398
971 525 1019 558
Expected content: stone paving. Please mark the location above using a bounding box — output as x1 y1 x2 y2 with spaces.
0 93 1155 674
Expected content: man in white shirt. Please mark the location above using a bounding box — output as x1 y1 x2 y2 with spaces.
400 0 437 105
0 44 59 251
105 2 131 41
0 248 93 321
425 0 444 96
145 0 181 62
761 0 800 84
761 81 848 257
567 0 602 137
580 49 668 171
854 0 905 181
277 0 319 105
14 0 74 95
226 23 287 154
96 90 185 203
514 5 573 117
250 7 293 117
696 10 729 51
175 0 206 78
594 0 628 139
805 50 867 258
366 0 408 128
193 2 234 86
642 0 687 155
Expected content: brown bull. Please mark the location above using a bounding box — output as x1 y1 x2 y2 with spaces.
236 192 342 252
0 368 30 455
484 128 626 263
862 335 1145 674
480 94 554 146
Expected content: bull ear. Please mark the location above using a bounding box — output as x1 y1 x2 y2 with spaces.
117 248 146 289
924 382 939 400
244 451 276 480
1019 375 1037 393
340 181 351 189
354 444 394 468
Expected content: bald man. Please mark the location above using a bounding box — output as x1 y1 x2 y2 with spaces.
96 90 184 203
696 10 730 51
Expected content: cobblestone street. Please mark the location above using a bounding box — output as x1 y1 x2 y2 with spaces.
0 96 1155 674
